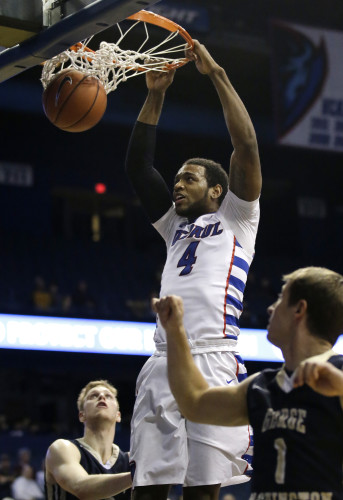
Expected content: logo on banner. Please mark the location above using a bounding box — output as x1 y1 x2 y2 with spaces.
150 2 209 32
271 22 328 138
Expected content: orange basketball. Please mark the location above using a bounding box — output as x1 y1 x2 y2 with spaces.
42 68 107 132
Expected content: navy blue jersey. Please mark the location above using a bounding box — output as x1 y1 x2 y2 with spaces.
247 354 343 500
45 439 130 500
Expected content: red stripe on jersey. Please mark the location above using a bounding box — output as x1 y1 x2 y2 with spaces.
234 355 239 377
242 425 253 473
222 235 236 337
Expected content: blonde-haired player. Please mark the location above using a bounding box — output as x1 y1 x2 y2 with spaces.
45 379 131 500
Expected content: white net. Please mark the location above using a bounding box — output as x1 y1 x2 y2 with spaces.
41 18 191 93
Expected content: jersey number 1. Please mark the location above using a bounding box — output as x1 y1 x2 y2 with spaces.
274 437 286 484
177 242 200 276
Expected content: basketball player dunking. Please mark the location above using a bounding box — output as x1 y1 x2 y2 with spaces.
125 40 262 500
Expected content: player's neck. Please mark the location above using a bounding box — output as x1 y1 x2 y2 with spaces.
83 425 116 462
283 334 332 371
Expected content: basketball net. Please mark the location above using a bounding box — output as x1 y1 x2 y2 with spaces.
41 10 194 94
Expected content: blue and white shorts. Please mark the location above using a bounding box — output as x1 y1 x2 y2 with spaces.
129 340 253 487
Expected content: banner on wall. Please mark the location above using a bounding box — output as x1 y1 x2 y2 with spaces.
271 20 343 152
1 312 343 362
0 313 285 362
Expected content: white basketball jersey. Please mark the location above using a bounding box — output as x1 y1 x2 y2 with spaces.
153 189 260 344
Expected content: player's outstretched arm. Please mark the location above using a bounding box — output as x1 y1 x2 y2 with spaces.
293 360 343 397
137 68 176 125
188 40 261 202
125 68 175 222
152 295 252 426
45 440 132 500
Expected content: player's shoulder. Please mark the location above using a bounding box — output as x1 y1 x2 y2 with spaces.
223 188 260 207
45 439 82 483
328 353 343 369
118 448 129 457
306 350 343 368
218 188 260 230
49 438 70 448
47 438 80 457
117 449 130 468
249 367 279 387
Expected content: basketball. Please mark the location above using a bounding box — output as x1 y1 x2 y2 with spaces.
42 68 107 132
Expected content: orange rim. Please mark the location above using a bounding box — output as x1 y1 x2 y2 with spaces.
128 10 194 51
69 9 194 71
69 43 94 60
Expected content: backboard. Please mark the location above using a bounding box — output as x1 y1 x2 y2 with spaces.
0 0 160 84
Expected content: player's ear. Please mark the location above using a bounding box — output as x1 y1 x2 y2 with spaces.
79 411 85 423
210 184 222 200
295 299 307 318
116 410 122 423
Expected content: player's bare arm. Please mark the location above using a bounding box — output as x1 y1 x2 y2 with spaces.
189 40 262 202
137 68 176 125
152 295 255 426
46 439 132 500
294 360 343 399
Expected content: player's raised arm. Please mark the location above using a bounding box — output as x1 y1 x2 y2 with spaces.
137 68 176 125
152 295 253 426
125 69 176 222
189 40 262 202
45 439 131 500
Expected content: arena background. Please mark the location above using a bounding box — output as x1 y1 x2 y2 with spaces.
0 1 343 498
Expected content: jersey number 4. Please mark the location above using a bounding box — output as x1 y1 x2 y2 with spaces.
177 242 200 276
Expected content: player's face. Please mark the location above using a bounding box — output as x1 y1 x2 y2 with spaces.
79 385 120 424
266 283 294 348
173 164 214 218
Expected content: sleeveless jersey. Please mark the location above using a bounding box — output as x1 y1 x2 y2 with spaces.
247 352 343 500
45 439 130 500
153 188 260 344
